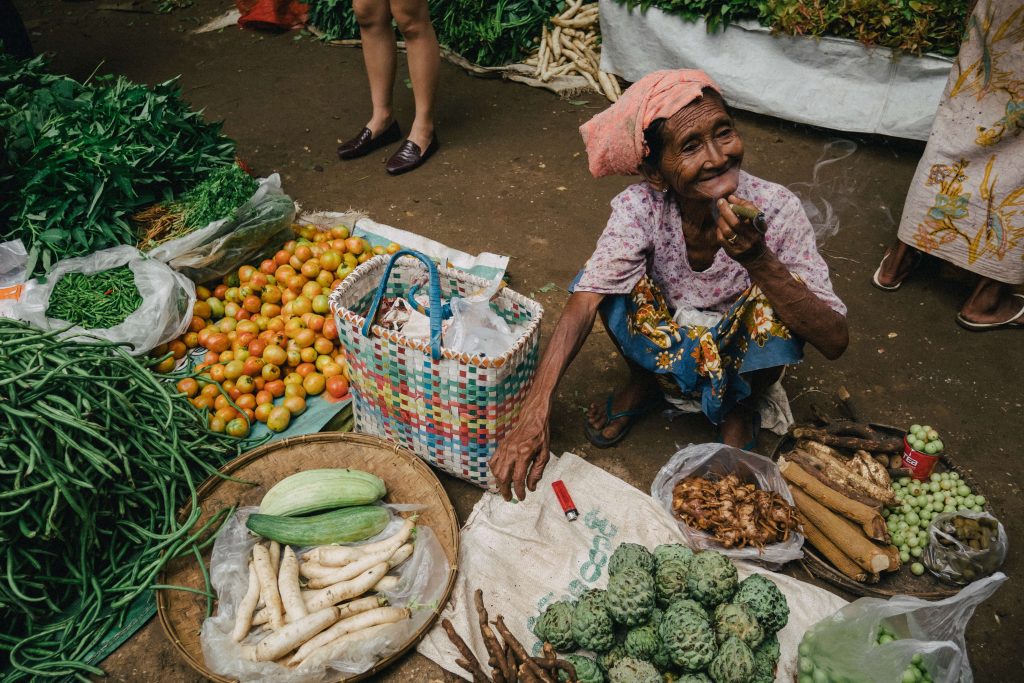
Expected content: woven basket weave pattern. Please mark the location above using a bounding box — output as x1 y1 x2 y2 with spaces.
330 255 542 489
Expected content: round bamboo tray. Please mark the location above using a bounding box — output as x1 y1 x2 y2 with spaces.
773 425 993 599
155 432 460 682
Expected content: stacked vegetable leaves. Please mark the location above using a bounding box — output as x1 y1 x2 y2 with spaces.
0 320 254 680
305 0 562 67
0 53 236 277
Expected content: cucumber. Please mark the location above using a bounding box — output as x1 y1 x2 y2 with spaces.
246 505 389 546
259 468 387 517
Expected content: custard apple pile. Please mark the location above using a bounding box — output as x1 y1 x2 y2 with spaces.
535 543 789 683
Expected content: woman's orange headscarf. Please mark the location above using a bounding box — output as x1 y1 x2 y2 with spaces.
579 69 722 178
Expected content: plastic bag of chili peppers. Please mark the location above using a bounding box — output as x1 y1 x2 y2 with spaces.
12 244 195 355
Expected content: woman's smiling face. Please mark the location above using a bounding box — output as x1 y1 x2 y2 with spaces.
649 92 743 202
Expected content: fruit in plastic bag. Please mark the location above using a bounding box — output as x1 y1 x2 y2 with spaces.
659 601 717 672
609 542 655 576
535 599 577 652
708 636 755 683
686 551 738 609
606 567 655 627
572 589 616 653
732 574 789 635
608 656 661 683
713 603 764 649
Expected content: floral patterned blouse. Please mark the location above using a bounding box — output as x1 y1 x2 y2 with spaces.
575 171 847 316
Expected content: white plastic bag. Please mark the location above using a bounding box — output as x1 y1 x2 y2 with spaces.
797 572 1006 683
925 511 1008 585
12 245 194 355
200 507 450 683
149 174 296 284
651 443 804 567
443 282 517 358
0 239 27 287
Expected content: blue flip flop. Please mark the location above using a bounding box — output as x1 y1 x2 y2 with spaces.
583 394 661 448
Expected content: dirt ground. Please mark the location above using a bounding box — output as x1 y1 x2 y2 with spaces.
15 0 1023 680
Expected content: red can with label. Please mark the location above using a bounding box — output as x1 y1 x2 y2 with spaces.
901 436 941 481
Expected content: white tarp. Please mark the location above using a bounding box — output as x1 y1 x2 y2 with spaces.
418 451 847 681
598 0 953 140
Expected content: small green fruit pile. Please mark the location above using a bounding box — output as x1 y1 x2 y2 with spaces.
796 623 934 683
538 543 790 683
905 424 943 455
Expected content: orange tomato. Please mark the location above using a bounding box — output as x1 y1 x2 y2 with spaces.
213 284 229 299
209 364 227 383
301 281 322 300
189 316 205 333
267 406 291 432
243 357 265 377
215 406 239 423
274 249 292 265
261 303 281 318
238 265 256 283
320 250 342 271
294 328 316 349
183 332 200 349
261 363 281 382
313 337 334 356
326 376 349 398
303 373 326 396
191 395 212 411
286 348 302 367
208 416 226 433
265 379 286 397
223 360 245 380
243 295 262 314
236 394 257 411
176 378 200 397
295 362 316 378
196 285 212 300
260 258 277 275
282 395 307 416
254 403 274 423
263 344 287 366
300 259 321 279
283 372 303 386
262 284 282 305
250 273 269 289
386 242 401 254
344 237 364 255
316 270 335 289
226 418 250 438
201 383 220 399
299 347 318 363
307 314 325 333
295 245 313 262
248 339 267 359
216 317 237 334
235 375 256 394
322 318 338 340
321 362 343 378
284 383 307 399
255 390 274 406
168 340 187 360
267 316 286 332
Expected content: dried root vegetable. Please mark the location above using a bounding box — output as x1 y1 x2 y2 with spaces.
521 2 620 102
790 442 896 506
790 426 904 454
796 510 872 583
780 458 889 542
790 487 898 575
671 473 799 548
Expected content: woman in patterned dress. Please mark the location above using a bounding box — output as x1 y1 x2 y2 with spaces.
489 70 849 502
873 0 1023 330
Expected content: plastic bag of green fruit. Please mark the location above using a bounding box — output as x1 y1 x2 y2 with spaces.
796 572 1005 683
925 511 1007 585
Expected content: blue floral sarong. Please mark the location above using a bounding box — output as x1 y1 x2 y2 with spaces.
571 274 804 425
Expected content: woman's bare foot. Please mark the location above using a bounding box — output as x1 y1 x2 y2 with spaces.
958 279 1024 327
586 372 661 442
875 241 921 288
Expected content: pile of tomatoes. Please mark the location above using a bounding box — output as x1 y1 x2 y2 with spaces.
162 223 399 438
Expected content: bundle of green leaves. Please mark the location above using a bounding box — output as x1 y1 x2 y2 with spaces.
0 54 237 277
613 0 969 56
304 0 562 67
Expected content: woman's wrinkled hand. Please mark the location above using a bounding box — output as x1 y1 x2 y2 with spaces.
489 404 551 502
716 196 767 264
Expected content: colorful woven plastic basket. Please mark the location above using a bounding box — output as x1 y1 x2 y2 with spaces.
328 251 543 489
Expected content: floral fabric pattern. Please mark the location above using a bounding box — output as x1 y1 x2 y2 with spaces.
572 274 803 425
574 171 846 315
897 0 1024 284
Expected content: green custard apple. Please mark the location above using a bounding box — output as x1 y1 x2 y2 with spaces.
607 566 656 627
713 603 764 649
674 675 713 683
609 542 655 576
573 590 616 653
668 598 709 622
750 634 780 683
624 624 660 662
659 601 718 672
653 543 695 570
732 574 789 635
608 656 662 683
708 636 755 683
535 599 577 652
599 643 627 674
686 551 738 609
655 557 690 606
559 654 605 683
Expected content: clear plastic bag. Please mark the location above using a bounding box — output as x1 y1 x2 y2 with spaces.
200 507 451 683
150 174 296 284
650 443 804 567
443 282 517 358
925 511 1007 585
0 239 27 287
797 572 1006 683
12 245 194 355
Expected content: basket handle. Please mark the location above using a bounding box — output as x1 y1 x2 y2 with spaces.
361 249 444 361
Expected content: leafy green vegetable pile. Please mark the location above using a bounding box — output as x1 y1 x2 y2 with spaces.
613 0 969 56
0 54 237 277
304 0 562 67
136 163 258 250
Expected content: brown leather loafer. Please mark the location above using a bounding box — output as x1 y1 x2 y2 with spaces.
385 135 439 175
337 120 401 160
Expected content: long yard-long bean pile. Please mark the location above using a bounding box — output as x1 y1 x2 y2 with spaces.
0 320 251 680
45 266 143 329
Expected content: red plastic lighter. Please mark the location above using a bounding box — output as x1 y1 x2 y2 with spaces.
551 480 578 521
